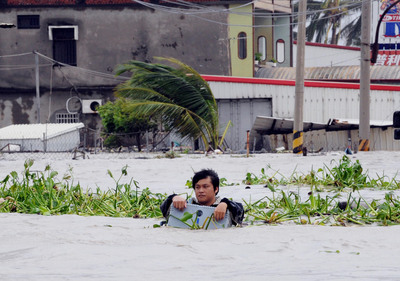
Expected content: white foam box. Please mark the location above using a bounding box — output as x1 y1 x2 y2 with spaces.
168 203 232 229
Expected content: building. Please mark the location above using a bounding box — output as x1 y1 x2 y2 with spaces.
0 0 292 132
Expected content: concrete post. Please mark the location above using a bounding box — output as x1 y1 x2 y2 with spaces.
293 0 307 154
359 0 371 151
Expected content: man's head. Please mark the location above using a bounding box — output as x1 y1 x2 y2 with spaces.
192 169 220 206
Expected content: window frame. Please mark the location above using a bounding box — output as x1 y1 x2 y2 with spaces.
238 32 247 60
257 36 267 61
49 26 78 66
17 15 40 29
276 39 285 63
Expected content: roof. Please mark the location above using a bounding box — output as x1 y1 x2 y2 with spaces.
255 65 400 83
202 75 400 91
249 116 393 143
293 40 360 51
0 123 85 140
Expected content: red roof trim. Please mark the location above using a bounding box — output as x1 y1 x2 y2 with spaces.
201 75 400 91
293 40 360 51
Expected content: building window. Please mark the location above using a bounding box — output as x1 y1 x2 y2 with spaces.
257 36 266 61
276 39 285 63
17 15 40 29
238 32 247 59
49 26 78 66
56 113 79 123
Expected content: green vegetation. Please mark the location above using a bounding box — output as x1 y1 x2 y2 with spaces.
243 156 400 191
294 0 362 46
114 57 231 151
97 98 158 151
0 160 165 217
1 156 400 227
244 190 400 226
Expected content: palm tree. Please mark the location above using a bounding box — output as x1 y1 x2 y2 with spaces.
293 0 362 46
113 57 230 151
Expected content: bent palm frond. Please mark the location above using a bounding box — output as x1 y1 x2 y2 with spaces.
114 58 224 150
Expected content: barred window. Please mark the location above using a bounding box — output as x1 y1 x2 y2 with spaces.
56 113 79 123
17 15 40 29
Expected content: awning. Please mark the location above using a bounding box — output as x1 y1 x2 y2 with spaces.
255 65 400 83
249 116 393 144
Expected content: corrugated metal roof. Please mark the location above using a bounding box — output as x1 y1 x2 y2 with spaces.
0 123 84 140
250 116 393 140
256 65 400 82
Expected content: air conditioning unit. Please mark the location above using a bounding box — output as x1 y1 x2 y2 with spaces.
82 99 102 114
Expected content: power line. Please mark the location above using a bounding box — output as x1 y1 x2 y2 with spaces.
133 0 363 28
0 52 32 58
34 52 128 81
134 0 363 17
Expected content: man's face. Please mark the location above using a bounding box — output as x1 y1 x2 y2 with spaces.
194 176 218 206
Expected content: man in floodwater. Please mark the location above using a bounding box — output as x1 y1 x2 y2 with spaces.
160 169 244 226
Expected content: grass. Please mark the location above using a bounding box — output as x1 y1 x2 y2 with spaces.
1 156 400 227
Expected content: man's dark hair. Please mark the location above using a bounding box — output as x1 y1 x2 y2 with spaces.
192 169 220 194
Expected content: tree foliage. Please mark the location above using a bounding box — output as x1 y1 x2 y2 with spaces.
293 0 362 46
97 98 158 151
113 57 230 151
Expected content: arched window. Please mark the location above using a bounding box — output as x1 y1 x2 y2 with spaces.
276 39 285 63
238 32 247 59
257 36 266 61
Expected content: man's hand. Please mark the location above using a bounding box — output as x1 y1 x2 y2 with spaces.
214 202 228 221
172 195 187 210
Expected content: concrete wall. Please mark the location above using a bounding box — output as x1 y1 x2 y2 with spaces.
0 5 231 91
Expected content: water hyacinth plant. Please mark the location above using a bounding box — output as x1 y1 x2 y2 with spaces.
1 156 400 227
243 189 400 226
0 160 166 218
243 155 400 191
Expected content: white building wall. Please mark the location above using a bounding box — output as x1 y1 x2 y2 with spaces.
209 81 400 125
292 43 360 67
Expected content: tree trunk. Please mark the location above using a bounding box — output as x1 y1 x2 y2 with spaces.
136 133 142 152
330 23 338 45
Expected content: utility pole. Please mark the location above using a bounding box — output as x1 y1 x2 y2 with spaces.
293 0 307 154
34 51 41 123
359 0 371 151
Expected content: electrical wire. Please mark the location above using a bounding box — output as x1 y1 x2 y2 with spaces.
0 63 53 71
0 52 32 58
133 0 363 28
34 52 128 81
133 0 364 18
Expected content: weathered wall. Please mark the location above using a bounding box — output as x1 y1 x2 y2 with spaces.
0 87 111 128
0 5 231 90
0 4 231 129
